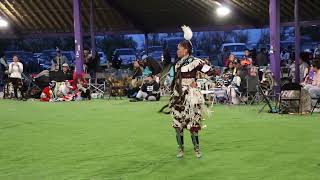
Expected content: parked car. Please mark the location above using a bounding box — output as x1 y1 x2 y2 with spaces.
220 43 248 59
140 46 163 57
5 51 42 73
97 51 107 66
112 48 136 66
4 51 34 64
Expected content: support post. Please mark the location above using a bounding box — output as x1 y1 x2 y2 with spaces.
294 0 301 83
90 0 96 58
73 0 84 77
269 0 281 92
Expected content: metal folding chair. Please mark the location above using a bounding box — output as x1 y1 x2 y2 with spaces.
279 83 302 114
311 97 320 114
86 73 106 95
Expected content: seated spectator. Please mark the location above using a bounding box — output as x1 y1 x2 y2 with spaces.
128 61 143 98
240 49 252 66
304 66 314 85
62 63 73 80
55 80 74 101
224 61 237 75
226 70 242 104
51 48 68 71
132 61 143 79
224 54 237 67
223 62 237 86
140 55 163 83
75 78 91 101
40 82 54 102
290 52 310 82
304 59 320 102
260 69 274 92
130 77 160 102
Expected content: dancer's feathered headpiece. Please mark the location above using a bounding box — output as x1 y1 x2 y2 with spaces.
181 25 193 41
181 25 193 53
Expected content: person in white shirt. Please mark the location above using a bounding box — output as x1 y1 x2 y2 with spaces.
8 55 24 99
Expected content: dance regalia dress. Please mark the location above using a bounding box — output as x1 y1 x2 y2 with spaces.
170 55 212 131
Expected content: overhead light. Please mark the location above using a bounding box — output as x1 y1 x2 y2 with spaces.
311 24 317 27
216 6 231 17
0 17 8 28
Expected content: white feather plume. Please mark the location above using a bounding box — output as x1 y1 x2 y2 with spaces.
181 25 193 41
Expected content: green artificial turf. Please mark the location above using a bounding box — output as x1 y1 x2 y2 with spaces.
0 99 319 180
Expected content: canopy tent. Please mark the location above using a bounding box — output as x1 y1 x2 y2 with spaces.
0 0 319 84
0 0 319 37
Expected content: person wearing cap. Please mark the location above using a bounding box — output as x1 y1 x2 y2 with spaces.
51 48 69 71
62 63 73 80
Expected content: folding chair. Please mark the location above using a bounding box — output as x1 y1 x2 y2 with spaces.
87 73 106 96
258 85 279 113
279 83 302 114
281 67 291 78
231 75 259 105
311 97 320 114
198 78 219 105
246 75 260 104
229 86 246 105
22 73 42 96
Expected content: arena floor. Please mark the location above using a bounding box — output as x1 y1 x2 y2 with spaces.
0 99 319 180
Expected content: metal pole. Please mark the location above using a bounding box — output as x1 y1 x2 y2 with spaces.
73 0 84 76
90 0 96 58
269 0 281 92
294 0 301 83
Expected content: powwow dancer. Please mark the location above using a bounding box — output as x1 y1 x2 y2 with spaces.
160 25 213 158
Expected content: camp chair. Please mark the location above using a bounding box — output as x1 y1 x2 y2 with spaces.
246 75 260 104
311 96 320 114
22 73 42 98
279 83 302 114
281 67 291 78
87 72 106 96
